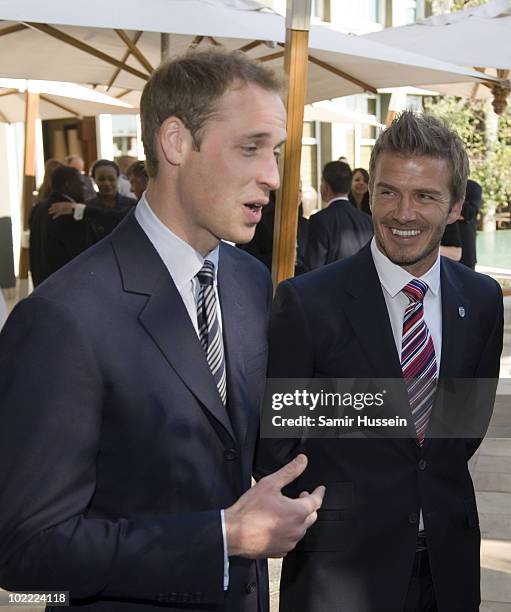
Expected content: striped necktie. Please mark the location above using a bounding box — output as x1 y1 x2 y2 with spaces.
196 260 227 405
401 279 437 445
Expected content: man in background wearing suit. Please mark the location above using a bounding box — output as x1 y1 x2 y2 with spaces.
262 112 503 612
0 50 324 612
304 160 373 271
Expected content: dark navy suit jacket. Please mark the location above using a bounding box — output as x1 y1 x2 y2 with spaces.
257 244 503 612
0 212 272 611
304 197 373 271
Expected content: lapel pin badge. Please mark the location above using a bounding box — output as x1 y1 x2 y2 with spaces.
458 306 466 318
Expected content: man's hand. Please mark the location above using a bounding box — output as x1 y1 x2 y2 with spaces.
225 454 325 559
48 202 75 219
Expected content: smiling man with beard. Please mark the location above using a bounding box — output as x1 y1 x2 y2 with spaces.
260 111 503 612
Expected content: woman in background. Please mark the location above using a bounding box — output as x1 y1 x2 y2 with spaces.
348 167 371 215
37 159 64 202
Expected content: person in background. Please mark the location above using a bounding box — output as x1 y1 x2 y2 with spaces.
116 155 138 197
440 218 462 261
304 161 373 271
37 158 63 202
238 182 309 276
126 160 149 200
85 160 137 241
29 166 89 286
349 167 371 215
65 155 96 200
47 160 137 242
459 179 482 270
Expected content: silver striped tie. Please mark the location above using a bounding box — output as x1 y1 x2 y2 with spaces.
196 260 227 405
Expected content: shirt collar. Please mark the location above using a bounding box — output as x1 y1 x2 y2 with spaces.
370 237 440 298
327 195 349 206
134 192 219 289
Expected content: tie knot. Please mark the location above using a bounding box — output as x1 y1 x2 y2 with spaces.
402 279 428 303
196 260 215 286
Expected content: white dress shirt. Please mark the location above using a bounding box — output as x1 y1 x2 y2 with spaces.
370 237 442 532
134 193 229 589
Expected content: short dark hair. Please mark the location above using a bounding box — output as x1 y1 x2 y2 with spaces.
126 160 148 180
322 161 352 194
91 159 120 179
140 48 282 177
50 166 82 193
369 111 469 204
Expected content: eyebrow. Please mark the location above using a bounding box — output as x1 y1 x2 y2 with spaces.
241 133 287 147
375 181 444 196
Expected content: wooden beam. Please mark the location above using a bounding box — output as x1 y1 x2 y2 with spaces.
114 89 132 99
107 31 143 90
26 22 149 81
258 50 285 63
40 94 81 118
207 36 222 47
0 110 10 123
0 88 19 98
19 91 39 280
189 35 204 50
237 40 264 52
272 0 310 286
307 54 377 94
0 23 28 37
115 29 153 74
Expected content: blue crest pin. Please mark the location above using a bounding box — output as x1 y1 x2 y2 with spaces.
458 306 466 318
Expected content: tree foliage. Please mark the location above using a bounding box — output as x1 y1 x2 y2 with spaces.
423 96 511 210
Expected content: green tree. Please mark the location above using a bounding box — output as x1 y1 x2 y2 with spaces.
424 96 511 214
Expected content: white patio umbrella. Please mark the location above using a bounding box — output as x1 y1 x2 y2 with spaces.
0 78 134 123
0 0 501 101
365 0 511 112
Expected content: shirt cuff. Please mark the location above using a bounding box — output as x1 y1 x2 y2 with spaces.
73 203 86 221
221 509 229 591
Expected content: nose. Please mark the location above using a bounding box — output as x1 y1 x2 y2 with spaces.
258 153 281 192
392 193 417 225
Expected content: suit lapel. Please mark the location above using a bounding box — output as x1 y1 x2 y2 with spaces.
438 259 467 378
343 246 403 379
217 245 249 448
111 214 236 442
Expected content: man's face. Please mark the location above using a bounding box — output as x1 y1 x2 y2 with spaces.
173 83 286 253
130 174 148 200
370 152 462 277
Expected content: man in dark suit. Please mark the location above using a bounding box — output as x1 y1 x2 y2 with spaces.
0 50 324 611
304 161 373 271
29 166 90 286
259 112 503 611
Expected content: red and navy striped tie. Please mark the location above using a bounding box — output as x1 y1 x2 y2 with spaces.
401 279 437 445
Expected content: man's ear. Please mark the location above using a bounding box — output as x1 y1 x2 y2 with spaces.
159 117 192 167
447 198 463 224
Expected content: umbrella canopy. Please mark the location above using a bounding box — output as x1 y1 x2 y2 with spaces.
365 0 511 110
0 0 499 102
0 78 134 123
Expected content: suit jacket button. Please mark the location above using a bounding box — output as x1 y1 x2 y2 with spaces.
246 582 257 594
418 459 427 471
224 448 238 461
408 513 418 524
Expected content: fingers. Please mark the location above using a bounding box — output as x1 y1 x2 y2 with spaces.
293 485 325 517
265 454 308 491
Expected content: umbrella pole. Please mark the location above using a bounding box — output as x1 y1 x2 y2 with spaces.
272 0 311 287
18 90 39 291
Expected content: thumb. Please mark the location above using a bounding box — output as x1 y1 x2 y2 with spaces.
266 454 308 491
